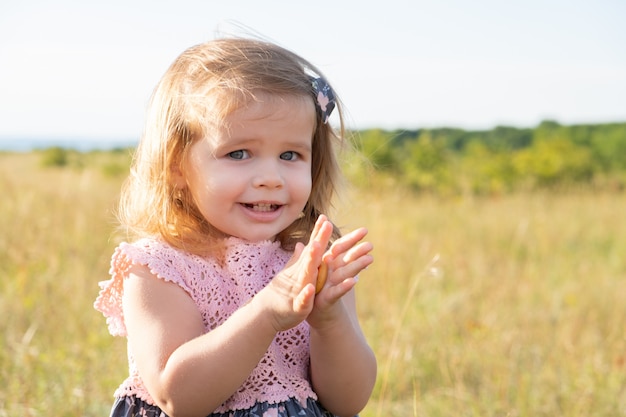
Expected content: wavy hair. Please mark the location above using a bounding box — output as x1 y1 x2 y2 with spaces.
118 38 345 255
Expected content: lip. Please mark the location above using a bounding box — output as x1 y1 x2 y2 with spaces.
238 201 285 222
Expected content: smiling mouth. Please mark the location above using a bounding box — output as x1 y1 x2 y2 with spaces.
243 203 281 212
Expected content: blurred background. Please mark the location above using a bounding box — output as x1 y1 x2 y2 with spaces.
1 0 624 146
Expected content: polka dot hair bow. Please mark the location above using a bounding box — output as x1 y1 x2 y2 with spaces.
311 77 336 124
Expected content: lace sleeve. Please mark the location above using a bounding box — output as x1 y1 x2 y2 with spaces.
93 239 194 336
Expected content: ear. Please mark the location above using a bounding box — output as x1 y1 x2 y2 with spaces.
170 160 187 189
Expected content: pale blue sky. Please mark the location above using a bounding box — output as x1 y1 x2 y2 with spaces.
0 0 625 141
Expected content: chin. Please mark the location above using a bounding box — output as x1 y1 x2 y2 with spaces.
238 232 279 243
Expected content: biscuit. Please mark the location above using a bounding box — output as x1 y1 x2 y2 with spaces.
315 262 328 294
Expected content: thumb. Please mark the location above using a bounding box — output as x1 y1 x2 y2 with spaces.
293 282 316 314
285 242 305 268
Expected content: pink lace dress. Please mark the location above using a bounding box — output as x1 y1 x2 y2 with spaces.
95 237 341 417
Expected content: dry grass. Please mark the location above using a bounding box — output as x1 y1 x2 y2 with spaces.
1 152 625 416
0 152 128 416
337 186 626 416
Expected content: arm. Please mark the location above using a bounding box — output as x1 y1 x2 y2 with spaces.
308 227 377 417
122 217 334 417
123 266 278 417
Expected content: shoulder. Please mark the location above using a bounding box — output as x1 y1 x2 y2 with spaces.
114 238 193 266
95 238 208 336
111 238 208 292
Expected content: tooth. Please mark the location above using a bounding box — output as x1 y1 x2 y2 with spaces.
252 203 273 212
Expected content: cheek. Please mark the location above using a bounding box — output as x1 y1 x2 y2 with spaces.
183 166 222 207
296 174 313 202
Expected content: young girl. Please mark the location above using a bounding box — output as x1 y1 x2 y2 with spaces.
95 37 376 417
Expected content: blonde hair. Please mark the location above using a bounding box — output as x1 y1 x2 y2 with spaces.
118 38 345 255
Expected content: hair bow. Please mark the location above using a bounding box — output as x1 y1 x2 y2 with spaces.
311 77 336 124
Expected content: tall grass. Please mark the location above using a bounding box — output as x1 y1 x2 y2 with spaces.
337 187 626 416
1 152 625 416
0 152 128 416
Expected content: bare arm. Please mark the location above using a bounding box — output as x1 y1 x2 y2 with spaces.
308 227 377 417
122 217 334 417
123 266 279 417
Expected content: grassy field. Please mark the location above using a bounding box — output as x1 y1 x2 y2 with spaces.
1 151 625 416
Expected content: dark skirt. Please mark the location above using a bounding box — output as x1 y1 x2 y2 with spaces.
109 395 342 417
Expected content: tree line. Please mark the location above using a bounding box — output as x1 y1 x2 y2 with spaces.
351 120 626 195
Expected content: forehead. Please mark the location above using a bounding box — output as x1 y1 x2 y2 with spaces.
230 93 314 121
215 93 316 140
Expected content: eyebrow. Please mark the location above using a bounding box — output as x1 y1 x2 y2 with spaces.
283 140 312 152
222 137 312 152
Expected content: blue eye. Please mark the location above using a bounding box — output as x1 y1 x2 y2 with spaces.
280 151 298 161
228 150 249 160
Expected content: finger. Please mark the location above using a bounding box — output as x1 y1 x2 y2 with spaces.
294 241 305 258
336 241 374 265
285 241 306 268
299 226 331 288
316 276 359 303
293 283 316 313
331 254 373 282
308 214 328 243
323 239 371 289
309 218 333 258
326 227 369 260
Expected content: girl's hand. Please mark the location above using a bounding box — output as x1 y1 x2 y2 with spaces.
261 215 334 332
308 226 373 328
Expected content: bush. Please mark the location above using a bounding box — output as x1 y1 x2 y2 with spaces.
40 147 68 167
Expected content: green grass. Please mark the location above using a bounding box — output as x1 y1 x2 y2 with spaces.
1 152 625 416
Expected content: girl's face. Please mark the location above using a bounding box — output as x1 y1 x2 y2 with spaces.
175 94 315 243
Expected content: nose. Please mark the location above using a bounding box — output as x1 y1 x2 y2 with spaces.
252 159 285 189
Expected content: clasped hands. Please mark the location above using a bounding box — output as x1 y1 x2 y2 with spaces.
263 215 373 332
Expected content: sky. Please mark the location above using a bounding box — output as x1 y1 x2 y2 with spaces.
0 0 625 143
